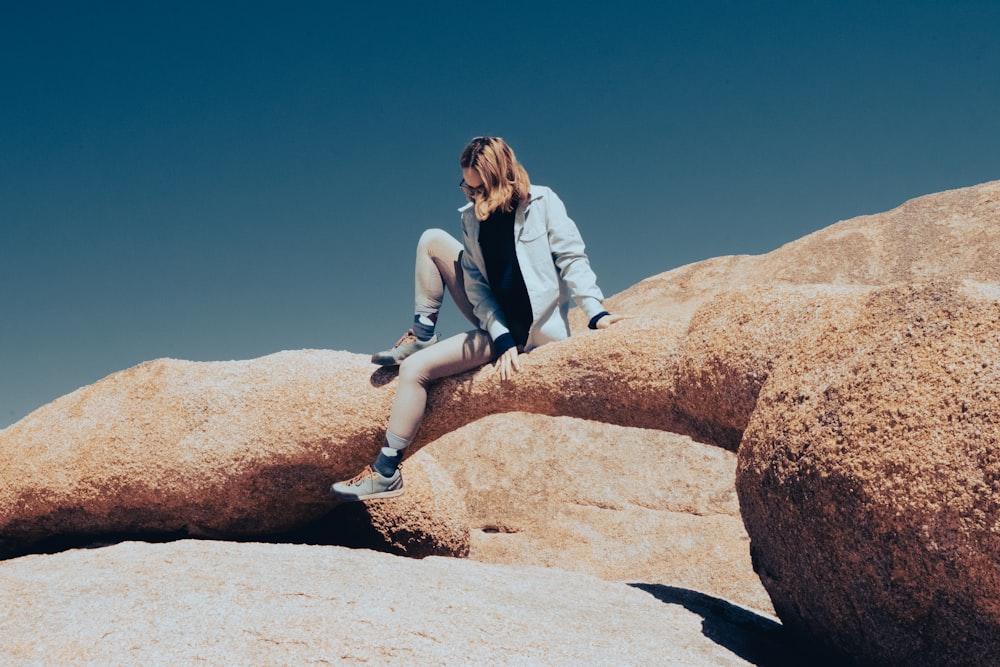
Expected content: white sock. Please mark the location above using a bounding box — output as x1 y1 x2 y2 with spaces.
384 431 410 452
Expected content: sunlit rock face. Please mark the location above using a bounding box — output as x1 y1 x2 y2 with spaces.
2 179 999 665
0 350 472 557
738 281 1000 666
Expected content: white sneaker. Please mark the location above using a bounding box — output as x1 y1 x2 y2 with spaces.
371 330 439 366
330 465 404 501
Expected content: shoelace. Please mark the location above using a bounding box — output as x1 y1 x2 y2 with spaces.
391 329 417 349
345 466 376 487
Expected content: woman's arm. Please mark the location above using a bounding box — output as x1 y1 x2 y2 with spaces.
543 189 607 320
460 217 513 344
460 235 523 379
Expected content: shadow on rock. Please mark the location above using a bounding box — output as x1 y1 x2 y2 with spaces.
261 502 405 554
7 530 192 560
3 500 458 563
369 366 398 387
629 583 855 667
0 506 389 561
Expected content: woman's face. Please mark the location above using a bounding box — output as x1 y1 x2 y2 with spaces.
461 167 486 200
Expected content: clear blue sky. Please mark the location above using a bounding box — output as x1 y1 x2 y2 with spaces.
2 1 998 428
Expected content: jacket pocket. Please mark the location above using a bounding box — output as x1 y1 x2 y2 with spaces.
518 216 547 242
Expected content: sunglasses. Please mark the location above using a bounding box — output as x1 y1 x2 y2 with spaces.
459 178 486 198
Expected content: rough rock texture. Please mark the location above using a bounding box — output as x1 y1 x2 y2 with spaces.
1 179 999 664
0 352 469 558
755 181 1000 286
0 318 708 555
361 449 471 558
737 281 1000 666
426 412 772 612
0 351 380 547
574 179 1000 335
0 539 794 666
671 283 869 449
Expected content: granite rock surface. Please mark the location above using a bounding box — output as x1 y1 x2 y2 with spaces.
1 179 999 665
737 281 1000 666
0 539 791 666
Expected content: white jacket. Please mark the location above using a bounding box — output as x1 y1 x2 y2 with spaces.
459 184 606 352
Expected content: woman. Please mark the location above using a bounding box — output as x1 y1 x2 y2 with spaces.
332 136 623 501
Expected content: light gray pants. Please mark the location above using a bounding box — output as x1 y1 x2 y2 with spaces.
414 228 476 324
387 229 495 443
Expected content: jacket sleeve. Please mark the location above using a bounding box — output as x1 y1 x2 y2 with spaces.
460 217 512 343
544 189 606 318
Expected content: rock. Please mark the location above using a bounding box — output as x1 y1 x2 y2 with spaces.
736 281 1000 665
417 316 692 440
570 254 758 329
0 319 704 554
576 180 1000 336
0 350 473 557
3 178 1000 664
0 539 794 666
425 412 773 613
755 180 1000 286
361 448 471 558
672 283 870 449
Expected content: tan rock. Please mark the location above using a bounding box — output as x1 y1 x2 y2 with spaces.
672 283 870 449
3 178 999 664
0 350 471 558
425 412 773 613
756 180 1000 286
0 316 707 555
736 281 1000 665
417 316 690 440
7 180 997 556
362 449 471 558
570 254 757 329
0 539 789 666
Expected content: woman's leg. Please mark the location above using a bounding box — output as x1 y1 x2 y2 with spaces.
333 329 494 501
414 228 477 328
387 328 492 440
372 229 477 365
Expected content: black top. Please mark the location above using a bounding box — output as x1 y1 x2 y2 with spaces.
478 200 533 349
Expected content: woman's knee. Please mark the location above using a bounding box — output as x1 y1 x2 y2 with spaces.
418 228 460 258
397 355 431 388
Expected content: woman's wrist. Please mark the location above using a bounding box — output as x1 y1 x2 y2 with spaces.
588 311 611 330
493 332 517 356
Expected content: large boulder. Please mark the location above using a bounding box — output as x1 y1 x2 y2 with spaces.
581 179 1000 335
755 180 1000 286
672 283 869 450
3 178 999 664
359 449 472 558
737 281 1000 665
1 314 737 555
0 350 471 557
0 539 791 666
425 412 773 612
0 321 696 554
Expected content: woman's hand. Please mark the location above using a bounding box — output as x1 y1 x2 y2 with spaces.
493 346 521 381
595 313 626 329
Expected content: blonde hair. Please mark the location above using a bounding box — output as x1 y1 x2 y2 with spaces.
460 137 531 221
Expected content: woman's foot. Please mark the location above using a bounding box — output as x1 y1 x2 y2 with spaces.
371 330 439 366
330 465 404 501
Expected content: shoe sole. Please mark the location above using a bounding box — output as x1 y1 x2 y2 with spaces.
370 337 439 366
331 487 405 502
